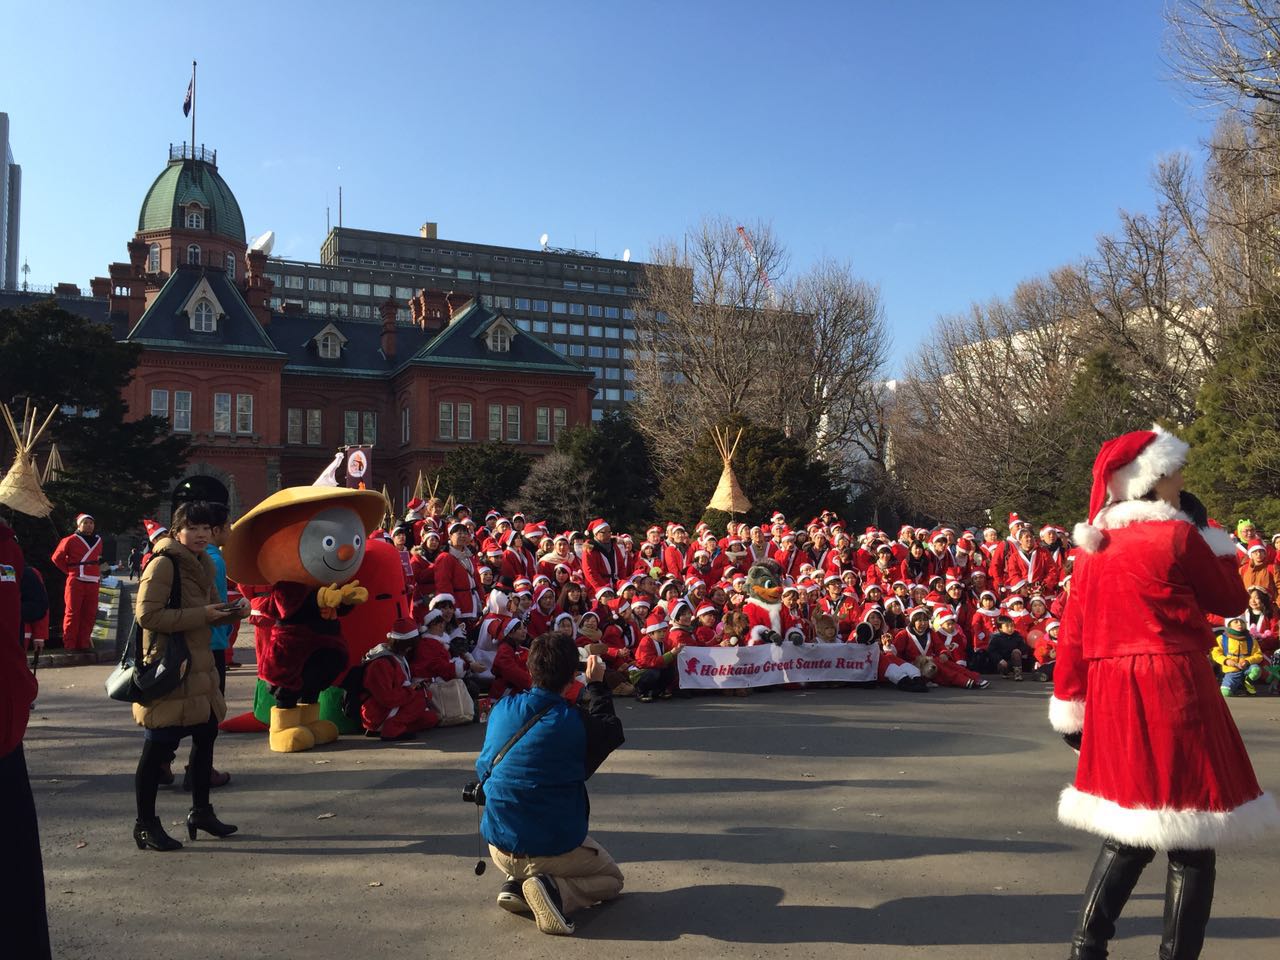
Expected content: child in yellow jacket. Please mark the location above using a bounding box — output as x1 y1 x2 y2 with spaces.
1213 618 1267 696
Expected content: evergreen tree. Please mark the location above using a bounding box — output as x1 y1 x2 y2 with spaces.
1184 299 1280 531
438 442 531 513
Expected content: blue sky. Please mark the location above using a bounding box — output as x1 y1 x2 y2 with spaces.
1 1 1213 372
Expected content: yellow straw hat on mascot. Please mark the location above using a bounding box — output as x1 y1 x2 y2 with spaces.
225 487 386 752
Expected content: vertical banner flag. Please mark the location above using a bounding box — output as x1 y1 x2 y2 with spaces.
344 446 372 490
183 71 194 117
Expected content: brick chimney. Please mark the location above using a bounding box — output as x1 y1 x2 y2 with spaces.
379 298 397 360
243 248 273 327
127 238 149 274
90 277 110 299
54 282 81 298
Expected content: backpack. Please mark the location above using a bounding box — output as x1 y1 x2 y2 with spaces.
338 647 398 721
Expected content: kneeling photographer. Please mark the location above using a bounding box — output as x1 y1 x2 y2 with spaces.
470 633 625 936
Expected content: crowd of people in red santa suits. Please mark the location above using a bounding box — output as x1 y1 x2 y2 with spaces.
354 500 1094 720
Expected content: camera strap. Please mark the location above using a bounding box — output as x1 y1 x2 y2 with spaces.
478 699 556 789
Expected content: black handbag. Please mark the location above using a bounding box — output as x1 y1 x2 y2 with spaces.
105 556 192 704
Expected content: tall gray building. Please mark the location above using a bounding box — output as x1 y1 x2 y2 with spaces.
0 112 19 290
266 224 647 419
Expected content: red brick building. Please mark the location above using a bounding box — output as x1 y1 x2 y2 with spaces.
88 145 593 516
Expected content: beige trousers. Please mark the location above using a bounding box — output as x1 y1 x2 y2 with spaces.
489 835 624 914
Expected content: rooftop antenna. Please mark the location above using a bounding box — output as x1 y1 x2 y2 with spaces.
539 233 549 250
20 258 30 291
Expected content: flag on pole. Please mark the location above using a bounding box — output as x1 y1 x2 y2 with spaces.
183 72 194 117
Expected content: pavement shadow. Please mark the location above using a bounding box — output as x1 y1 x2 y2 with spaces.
571 884 1280 945
197 825 1070 864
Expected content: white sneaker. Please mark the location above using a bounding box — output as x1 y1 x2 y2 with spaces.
523 874 574 935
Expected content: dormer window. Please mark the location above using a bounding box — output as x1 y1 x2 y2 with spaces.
319 333 341 359
192 298 216 333
487 327 511 352
185 204 205 230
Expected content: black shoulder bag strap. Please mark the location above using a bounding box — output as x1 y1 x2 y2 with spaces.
478 700 556 789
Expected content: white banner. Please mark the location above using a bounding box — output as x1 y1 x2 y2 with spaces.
676 642 881 689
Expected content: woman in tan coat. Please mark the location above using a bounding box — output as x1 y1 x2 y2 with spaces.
133 501 247 851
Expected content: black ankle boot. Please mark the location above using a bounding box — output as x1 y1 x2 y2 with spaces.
1068 838 1155 959
133 817 183 851
1158 850 1216 960
186 805 238 840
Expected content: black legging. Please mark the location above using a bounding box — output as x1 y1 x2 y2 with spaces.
136 716 218 819
0 745 51 959
635 663 676 696
271 647 348 708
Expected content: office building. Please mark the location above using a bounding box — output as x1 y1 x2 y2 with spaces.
0 112 21 290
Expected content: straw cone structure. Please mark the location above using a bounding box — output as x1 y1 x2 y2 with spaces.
707 426 751 514
42 442 65 484
0 403 57 518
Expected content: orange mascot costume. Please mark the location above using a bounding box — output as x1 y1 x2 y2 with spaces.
224 487 384 752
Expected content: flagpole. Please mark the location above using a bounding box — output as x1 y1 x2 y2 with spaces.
190 60 197 159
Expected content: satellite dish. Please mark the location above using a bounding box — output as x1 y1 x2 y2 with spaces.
539 233 549 249
622 248 631 262
249 230 276 255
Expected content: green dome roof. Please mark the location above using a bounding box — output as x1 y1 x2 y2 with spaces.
138 154 245 243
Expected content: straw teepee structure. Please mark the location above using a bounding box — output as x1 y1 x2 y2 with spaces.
707 426 751 515
42 442 65 484
0 402 58 518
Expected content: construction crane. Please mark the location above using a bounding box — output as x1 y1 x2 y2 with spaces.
736 224 778 306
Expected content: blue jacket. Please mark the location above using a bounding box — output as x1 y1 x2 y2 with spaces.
476 683 623 857
205 544 230 652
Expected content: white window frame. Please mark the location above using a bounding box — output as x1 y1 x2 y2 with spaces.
192 298 216 332
536 406 550 443
439 402 454 440
213 393 231 433
553 407 567 441
173 390 192 432
319 333 340 359
150 389 169 421
362 411 377 445
287 408 303 445
506 404 521 443
148 243 161 272
307 409 322 445
457 403 472 441
488 403 503 441
235 394 254 434
343 410 359 445
185 206 204 230
488 327 510 352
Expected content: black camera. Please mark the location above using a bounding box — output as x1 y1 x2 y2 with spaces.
462 780 485 805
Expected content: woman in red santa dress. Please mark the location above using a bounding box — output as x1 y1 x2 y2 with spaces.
1050 426 1280 960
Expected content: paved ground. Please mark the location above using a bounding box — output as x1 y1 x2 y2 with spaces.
23 665 1280 960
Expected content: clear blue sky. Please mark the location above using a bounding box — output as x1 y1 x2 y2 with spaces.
1 1 1213 372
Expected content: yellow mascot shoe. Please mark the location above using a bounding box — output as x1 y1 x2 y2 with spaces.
269 706 317 753
300 702 340 745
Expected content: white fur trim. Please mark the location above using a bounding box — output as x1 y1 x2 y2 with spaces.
1108 426 1189 503
883 661 918 684
1058 786 1280 850
1094 499 1189 530
1072 522 1104 554
1199 525 1238 559
1048 696 1085 734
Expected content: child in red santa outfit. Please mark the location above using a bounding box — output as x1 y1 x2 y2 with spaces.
359 619 441 741
1050 425 1280 960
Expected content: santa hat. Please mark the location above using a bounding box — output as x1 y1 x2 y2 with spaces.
631 597 653 611
647 525 663 537
643 614 669 634
595 585 617 600
1248 539 1267 556
608 597 631 617
907 605 931 621
979 590 998 603
695 603 718 618
1084 425 1190 526
587 518 611 536
1008 512 1022 531
553 532 570 544
578 609 600 625
404 497 425 517
423 608 445 627
143 519 167 542
447 521 469 535
1045 619 1061 634
554 612 575 629
929 530 949 544
429 593 455 608
75 512 94 525
387 617 421 641
933 608 958 628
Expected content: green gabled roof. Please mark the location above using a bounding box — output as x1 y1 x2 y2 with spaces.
138 158 245 242
410 301 589 376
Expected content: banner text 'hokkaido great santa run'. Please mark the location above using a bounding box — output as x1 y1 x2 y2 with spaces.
675 643 881 689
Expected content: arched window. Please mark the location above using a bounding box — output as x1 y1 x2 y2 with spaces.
185 205 204 230
148 243 161 273
187 244 201 265
225 251 236 280
318 333 340 359
192 298 216 332
488 327 510 352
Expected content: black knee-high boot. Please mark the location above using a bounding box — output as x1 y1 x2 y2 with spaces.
1069 838 1155 959
1158 849 1215 960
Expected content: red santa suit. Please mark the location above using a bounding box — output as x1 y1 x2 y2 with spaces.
21 566 49 651
662 542 693 578
743 596 800 644
490 640 532 700
927 625 982 687
500 546 536 584
772 547 804 581
969 607 1000 653
51 529 102 649
583 539 628 594
359 646 440 738
433 547 481 620
1052 493 1280 849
